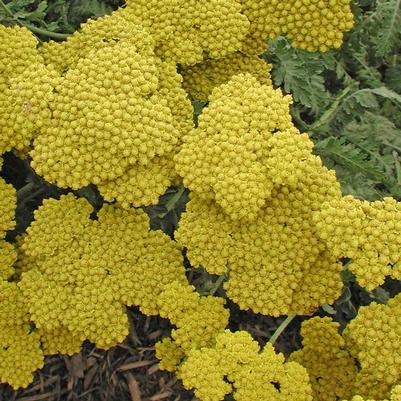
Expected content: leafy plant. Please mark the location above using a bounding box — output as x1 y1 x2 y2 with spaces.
263 0 401 201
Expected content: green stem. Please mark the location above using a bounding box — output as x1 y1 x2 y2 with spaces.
384 141 401 154
308 85 355 132
291 107 309 132
19 22 69 40
20 187 47 203
393 151 401 185
352 53 379 83
210 271 228 296
16 182 35 199
155 185 186 218
0 0 69 39
268 315 296 345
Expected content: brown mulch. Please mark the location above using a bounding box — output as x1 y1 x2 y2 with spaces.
0 311 196 401
0 304 303 401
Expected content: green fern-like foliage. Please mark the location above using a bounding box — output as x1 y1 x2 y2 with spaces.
372 0 401 57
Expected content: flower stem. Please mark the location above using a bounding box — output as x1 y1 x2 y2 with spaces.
164 185 186 213
19 22 70 40
268 315 296 345
210 272 227 296
0 0 69 40
308 85 355 132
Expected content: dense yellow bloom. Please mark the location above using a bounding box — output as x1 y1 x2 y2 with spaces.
314 196 401 290
176 73 322 222
31 40 187 194
0 63 59 154
179 330 313 401
0 281 44 389
156 60 194 134
181 52 272 101
155 337 185 372
97 61 192 207
39 12 155 73
156 281 229 370
0 26 48 154
121 0 250 65
175 195 236 276
0 25 41 82
13 234 37 278
241 0 354 54
343 294 401 399
0 241 17 280
176 162 343 316
283 0 354 52
0 176 17 280
18 194 186 349
344 385 401 401
98 155 177 208
0 177 16 237
38 326 84 356
0 326 43 389
289 317 357 401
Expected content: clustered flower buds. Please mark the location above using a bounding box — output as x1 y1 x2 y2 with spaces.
2 4 401 401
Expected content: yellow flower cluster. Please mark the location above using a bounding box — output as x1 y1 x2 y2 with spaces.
121 0 250 65
0 63 59 154
155 337 185 372
27 14 193 207
30 40 190 201
98 155 177 208
344 385 401 401
0 241 17 280
0 281 44 389
13 234 37 278
0 26 54 154
0 177 16 236
179 330 313 401
241 0 354 54
343 294 401 400
97 61 192 208
0 168 23 390
0 25 40 81
156 60 194 134
38 326 84 356
176 162 343 316
18 194 186 349
181 52 272 101
314 196 401 290
39 11 155 73
289 317 357 401
176 73 315 221
0 176 17 280
155 281 229 370
175 195 236 276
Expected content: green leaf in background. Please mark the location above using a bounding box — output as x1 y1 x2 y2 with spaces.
4 0 36 13
313 109 401 200
373 0 401 57
144 186 190 237
335 169 390 200
67 0 113 26
343 112 401 155
368 86 401 104
263 37 332 116
385 65 401 93
315 136 386 182
192 99 208 126
25 0 47 22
